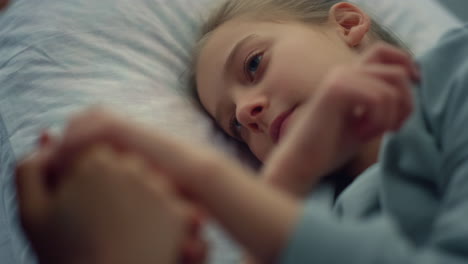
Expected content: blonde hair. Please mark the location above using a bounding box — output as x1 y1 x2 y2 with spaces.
189 0 407 116
191 0 404 93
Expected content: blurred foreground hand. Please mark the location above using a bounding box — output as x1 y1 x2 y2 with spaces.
16 142 206 264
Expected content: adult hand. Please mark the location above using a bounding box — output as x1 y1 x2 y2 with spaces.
262 43 418 197
16 142 205 264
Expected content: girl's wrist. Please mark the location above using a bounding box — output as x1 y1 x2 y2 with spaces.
188 152 301 263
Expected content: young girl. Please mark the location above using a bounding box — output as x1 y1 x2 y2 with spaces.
16 0 468 264
193 0 417 198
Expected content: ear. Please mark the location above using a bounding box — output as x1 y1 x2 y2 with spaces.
329 2 371 47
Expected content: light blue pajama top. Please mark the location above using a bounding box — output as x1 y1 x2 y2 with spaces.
280 25 468 264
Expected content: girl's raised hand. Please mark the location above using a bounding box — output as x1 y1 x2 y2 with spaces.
262 43 418 197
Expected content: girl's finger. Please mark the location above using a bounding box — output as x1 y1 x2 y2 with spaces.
145 177 207 264
345 76 399 140
56 108 215 190
361 43 420 82
362 65 411 91
46 109 144 185
362 65 414 127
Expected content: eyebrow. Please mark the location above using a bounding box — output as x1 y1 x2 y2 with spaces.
224 34 258 75
215 34 259 132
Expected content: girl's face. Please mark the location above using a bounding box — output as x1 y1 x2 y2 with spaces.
196 18 365 161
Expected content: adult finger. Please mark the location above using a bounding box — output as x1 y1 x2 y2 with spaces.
16 151 53 227
181 208 207 264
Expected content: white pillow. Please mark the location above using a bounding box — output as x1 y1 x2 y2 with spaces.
351 0 462 55
0 0 461 264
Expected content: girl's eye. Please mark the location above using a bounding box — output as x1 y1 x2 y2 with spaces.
229 116 243 141
245 53 263 82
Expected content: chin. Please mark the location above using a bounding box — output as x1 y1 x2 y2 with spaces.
257 143 279 164
254 151 266 163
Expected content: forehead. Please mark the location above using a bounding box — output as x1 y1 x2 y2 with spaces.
197 19 254 80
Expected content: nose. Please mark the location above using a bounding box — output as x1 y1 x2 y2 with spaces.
237 98 268 133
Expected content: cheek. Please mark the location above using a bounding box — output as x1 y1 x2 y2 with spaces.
266 58 321 100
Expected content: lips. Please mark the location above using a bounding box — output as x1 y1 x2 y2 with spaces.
270 107 295 143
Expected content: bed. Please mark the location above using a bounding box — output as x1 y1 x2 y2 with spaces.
0 0 462 263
